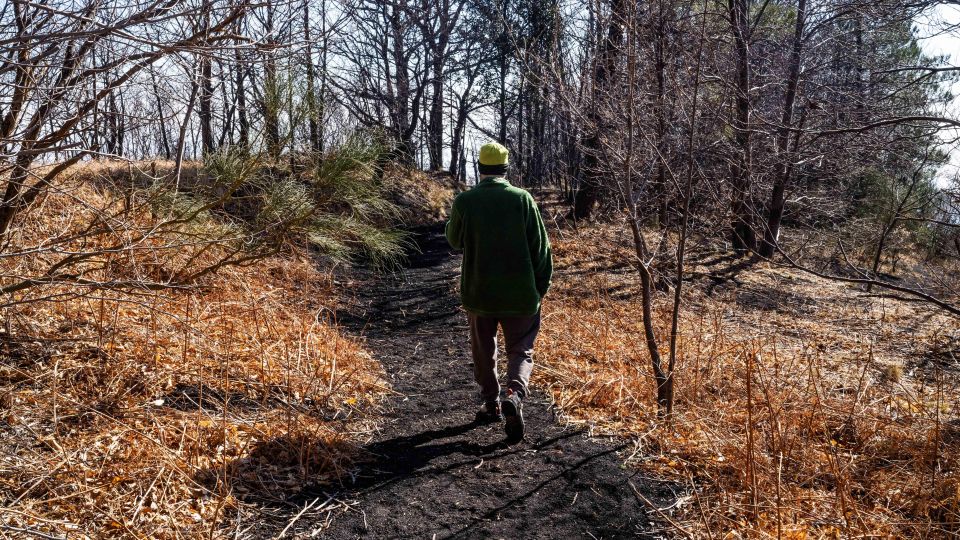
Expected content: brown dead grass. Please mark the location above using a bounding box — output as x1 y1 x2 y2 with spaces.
537 221 960 539
381 164 457 227
0 164 387 538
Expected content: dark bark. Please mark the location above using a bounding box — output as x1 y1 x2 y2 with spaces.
198 8 215 156
304 0 321 154
199 55 215 155
449 76 474 181
106 88 124 156
627 218 672 410
572 0 626 220
388 0 419 163
653 0 669 228
235 46 249 151
497 0 509 144
174 72 200 182
728 0 756 252
426 0 455 170
263 4 281 159
150 68 172 159
317 0 327 155
759 0 806 258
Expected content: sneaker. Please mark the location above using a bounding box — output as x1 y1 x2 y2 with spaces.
476 400 502 423
501 390 524 442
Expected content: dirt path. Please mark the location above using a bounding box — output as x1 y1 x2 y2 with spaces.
306 226 673 538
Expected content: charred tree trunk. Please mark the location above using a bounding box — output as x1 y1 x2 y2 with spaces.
199 55 215 155
304 0 321 155
234 30 250 151
653 0 669 227
759 0 806 258
198 9 215 156
572 0 626 220
150 69 172 159
107 89 124 157
263 4 281 159
728 0 756 252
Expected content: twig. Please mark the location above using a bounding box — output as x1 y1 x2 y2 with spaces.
628 480 695 539
274 496 324 539
0 525 67 540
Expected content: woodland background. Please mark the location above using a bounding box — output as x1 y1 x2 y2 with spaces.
1 0 959 537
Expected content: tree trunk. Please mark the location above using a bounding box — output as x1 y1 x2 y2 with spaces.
427 0 453 172
234 37 250 151
198 9 215 156
174 73 201 187
572 0 626 220
150 69 172 159
449 85 472 181
107 89 123 157
199 54 215 155
653 1 669 228
304 0 321 155
263 4 281 159
759 0 806 258
0 156 35 236
317 0 327 155
728 0 756 252
389 0 416 163
263 52 280 159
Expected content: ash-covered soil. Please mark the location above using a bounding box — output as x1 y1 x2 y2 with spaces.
259 225 675 539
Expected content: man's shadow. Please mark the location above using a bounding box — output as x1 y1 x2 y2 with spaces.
329 419 513 496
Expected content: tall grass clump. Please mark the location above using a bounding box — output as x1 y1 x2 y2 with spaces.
194 134 414 270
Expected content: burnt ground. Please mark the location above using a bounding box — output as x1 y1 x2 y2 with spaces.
269 225 676 539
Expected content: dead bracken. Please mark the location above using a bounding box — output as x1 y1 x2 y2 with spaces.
537 220 960 539
0 166 392 538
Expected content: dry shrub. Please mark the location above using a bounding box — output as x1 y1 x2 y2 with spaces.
381 164 456 227
0 165 386 538
538 222 960 538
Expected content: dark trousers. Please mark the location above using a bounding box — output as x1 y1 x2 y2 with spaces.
468 311 541 402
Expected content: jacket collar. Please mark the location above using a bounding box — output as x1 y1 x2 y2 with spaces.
477 176 508 186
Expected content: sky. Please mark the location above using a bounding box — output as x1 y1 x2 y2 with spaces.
916 4 960 187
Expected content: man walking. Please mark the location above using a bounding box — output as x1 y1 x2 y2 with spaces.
445 142 552 442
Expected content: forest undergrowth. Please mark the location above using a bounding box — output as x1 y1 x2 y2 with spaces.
0 160 453 538
537 220 959 539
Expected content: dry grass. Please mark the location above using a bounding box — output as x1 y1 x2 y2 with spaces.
537 221 960 539
0 164 388 538
381 165 457 227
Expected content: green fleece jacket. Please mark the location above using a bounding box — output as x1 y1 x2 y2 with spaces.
445 177 553 317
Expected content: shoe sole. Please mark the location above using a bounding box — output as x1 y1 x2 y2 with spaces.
502 400 524 442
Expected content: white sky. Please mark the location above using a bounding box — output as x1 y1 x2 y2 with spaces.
916 4 960 187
